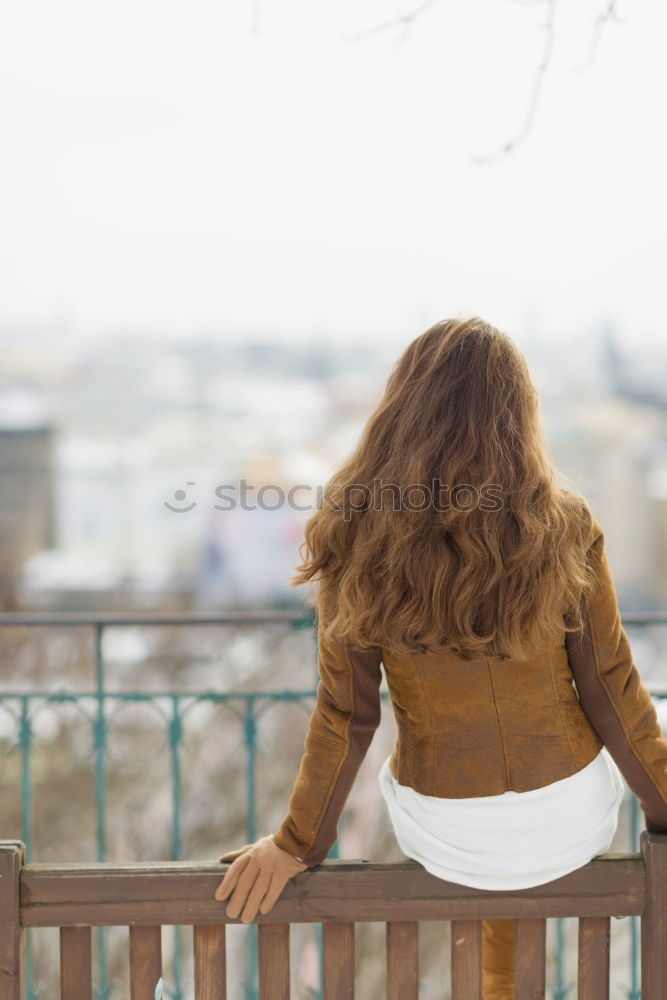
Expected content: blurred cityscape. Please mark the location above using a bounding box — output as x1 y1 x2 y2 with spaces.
1 323 667 616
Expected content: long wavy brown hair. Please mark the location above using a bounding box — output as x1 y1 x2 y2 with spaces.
289 317 600 661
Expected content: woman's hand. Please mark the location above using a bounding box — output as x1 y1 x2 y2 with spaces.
214 835 308 923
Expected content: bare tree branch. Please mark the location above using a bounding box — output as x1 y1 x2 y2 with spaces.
338 0 618 162
575 0 622 71
471 0 557 164
340 0 440 47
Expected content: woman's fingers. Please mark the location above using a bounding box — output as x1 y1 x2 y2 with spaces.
218 843 253 863
225 859 262 919
258 871 284 915
214 853 251 901
239 868 273 923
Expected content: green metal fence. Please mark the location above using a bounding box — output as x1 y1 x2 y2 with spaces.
0 610 665 999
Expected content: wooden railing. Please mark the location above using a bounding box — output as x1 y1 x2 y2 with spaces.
1 832 666 999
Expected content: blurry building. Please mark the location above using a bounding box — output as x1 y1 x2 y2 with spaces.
543 330 667 609
0 386 55 607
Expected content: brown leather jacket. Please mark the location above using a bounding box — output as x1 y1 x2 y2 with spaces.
272 521 667 866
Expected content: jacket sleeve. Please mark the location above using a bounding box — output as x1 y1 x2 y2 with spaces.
565 521 667 833
271 596 384 867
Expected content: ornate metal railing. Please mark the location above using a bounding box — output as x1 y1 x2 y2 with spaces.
0 611 665 999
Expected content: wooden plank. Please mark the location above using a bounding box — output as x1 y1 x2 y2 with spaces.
386 922 418 1000
193 924 226 999
19 855 645 926
129 925 162 1000
0 841 25 1000
515 918 546 999
323 923 354 999
578 917 610 1000
258 924 289 999
640 830 667 1000
59 927 92 1000
451 919 482 1000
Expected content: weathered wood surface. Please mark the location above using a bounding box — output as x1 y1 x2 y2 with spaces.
0 842 25 1000
451 919 482 999
386 921 418 1000
18 855 645 926
3 835 667 1000
193 924 226 999
515 918 546 999
258 923 290 1000
323 922 354 999
578 916 610 1000
641 829 667 1000
60 926 93 1000
129 925 162 1000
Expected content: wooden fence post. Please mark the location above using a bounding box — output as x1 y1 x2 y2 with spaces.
0 841 25 1000
640 829 667 1000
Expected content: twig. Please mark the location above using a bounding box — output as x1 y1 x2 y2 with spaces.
575 0 622 71
340 0 440 47
471 0 557 164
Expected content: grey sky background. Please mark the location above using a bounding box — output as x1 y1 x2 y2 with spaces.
1 0 664 353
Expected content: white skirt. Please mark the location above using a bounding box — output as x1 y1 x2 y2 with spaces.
378 746 626 890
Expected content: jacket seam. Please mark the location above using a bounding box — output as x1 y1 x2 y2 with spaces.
411 653 436 794
486 660 511 789
301 646 354 858
588 611 667 805
547 651 578 769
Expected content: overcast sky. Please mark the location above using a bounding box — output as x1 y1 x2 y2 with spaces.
1 0 665 352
